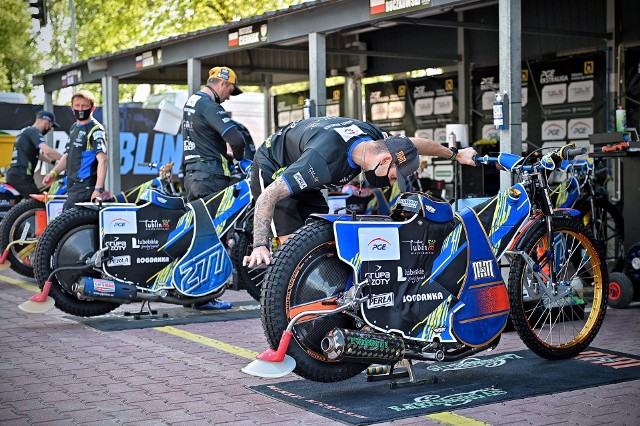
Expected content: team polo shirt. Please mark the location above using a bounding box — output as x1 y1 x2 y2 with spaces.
64 119 106 183
182 91 237 176
256 117 388 195
8 127 46 176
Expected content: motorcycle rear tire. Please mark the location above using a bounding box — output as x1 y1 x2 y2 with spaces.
0 198 42 278
34 208 120 317
261 220 369 382
508 217 608 359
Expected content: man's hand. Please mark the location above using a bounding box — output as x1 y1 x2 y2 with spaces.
42 172 55 186
457 147 478 166
243 246 272 269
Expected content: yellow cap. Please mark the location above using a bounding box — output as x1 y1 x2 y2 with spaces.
208 66 242 95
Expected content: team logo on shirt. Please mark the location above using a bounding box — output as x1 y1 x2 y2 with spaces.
293 172 307 189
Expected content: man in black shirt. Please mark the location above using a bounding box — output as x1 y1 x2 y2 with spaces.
42 90 108 211
182 66 255 201
6 110 62 197
243 116 478 268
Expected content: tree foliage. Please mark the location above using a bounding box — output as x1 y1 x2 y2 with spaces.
47 0 309 65
0 0 41 96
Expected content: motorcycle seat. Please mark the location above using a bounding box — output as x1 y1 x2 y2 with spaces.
141 189 185 209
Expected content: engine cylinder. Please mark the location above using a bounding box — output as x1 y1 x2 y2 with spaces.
321 328 405 364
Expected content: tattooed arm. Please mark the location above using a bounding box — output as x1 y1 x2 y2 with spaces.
243 177 291 268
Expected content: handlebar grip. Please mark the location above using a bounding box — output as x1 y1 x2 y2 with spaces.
563 147 587 159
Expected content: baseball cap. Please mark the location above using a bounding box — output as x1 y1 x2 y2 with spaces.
384 135 419 179
37 110 60 128
208 66 243 96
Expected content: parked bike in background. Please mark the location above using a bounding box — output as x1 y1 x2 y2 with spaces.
0 162 180 278
551 158 624 272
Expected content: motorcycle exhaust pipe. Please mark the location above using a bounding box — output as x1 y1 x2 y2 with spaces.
74 277 137 304
321 328 405 364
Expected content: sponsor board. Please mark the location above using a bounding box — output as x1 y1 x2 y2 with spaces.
358 227 400 261
102 210 137 234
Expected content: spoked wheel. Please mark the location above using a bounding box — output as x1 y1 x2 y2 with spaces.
34 208 120 317
508 217 608 359
0 198 43 277
261 220 368 382
582 199 624 272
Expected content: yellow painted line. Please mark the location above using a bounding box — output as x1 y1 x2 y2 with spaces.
0 274 39 292
154 326 259 360
426 412 491 425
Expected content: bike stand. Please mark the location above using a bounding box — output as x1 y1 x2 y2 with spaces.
123 301 168 320
366 359 438 389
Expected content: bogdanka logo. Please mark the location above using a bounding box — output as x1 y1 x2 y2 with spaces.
402 292 443 302
136 256 170 264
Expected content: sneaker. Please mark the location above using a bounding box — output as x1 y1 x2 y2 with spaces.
191 299 233 310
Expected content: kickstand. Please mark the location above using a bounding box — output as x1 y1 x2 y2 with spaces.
388 359 438 389
123 301 168 320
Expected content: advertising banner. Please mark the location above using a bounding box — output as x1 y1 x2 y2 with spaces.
364 81 409 135
0 104 181 189
624 45 640 130
405 75 458 145
272 85 345 129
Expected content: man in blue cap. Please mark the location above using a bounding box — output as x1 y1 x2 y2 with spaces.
6 110 62 198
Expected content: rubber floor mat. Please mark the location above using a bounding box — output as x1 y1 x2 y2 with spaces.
72 300 260 331
248 347 640 425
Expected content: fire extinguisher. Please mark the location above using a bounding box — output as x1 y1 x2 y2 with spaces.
493 92 509 130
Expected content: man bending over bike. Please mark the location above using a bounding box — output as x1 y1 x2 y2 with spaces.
243 116 477 268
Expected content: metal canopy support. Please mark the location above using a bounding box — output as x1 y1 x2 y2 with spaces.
456 11 468 124
263 73 273 138
187 58 202 95
309 32 327 117
498 0 522 192
102 75 121 194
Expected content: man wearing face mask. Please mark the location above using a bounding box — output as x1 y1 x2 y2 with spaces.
243 116 477 268
6 110 62 198
42 90 108 210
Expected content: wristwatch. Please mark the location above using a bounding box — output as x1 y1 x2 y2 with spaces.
448 147 458 161
95 187 105 194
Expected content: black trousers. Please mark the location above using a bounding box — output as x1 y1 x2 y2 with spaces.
5 171 40 199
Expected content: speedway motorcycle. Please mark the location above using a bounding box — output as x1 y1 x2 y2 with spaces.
0 176 68 276
20 160 258 315
243 144 608 384
0 162 179 278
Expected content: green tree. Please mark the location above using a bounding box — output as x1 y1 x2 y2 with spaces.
0 0 42 97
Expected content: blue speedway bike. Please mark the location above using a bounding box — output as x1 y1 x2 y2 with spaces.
243 144 608 383
24 160 254 316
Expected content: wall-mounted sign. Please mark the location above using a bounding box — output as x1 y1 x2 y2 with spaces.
135 49 162 69
228 21 268 49
369 0 431 18
61 69 82 87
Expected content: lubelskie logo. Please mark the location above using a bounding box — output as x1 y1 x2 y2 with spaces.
368 237 391 251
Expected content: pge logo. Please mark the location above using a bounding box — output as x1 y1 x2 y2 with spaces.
368 237 390 251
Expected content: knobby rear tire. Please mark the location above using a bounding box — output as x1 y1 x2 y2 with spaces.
0 198 42 277
261 220 368 382
34 208 120 317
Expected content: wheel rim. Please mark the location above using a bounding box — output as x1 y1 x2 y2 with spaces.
286 242 354 361
608 282 621 300
9 210 38 265
52 224 99 292
520 228 605 348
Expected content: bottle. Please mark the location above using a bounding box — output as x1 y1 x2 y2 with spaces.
447 132 456 149
616 105 627 132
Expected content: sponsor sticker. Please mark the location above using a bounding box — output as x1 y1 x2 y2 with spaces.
107 255 131 267
472 259 495 280
332 124 365 141
132 237 160 250
139 219 171 231
359 227 400 261
136 256 170 264
364 265 391 286
367 292 394 309
292 172 307 190
102 209 137 234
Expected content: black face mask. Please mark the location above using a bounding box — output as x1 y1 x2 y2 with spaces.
42 126 50 135
73 107 92 121
364 162 392 188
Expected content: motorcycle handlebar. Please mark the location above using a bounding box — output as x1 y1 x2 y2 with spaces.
562 146 587 160
138 162 158 169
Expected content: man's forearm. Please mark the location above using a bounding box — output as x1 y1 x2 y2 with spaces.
95 154 108 188
253 178 291 244
409 137 455 158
